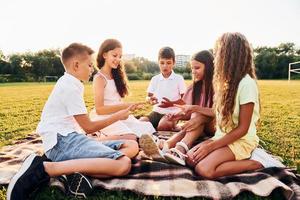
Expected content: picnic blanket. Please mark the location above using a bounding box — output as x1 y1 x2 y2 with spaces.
1 133 300 200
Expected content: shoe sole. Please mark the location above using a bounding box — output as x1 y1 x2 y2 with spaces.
7 153 37 200
164 153 185 166
68 172 93 199
139 134 168 163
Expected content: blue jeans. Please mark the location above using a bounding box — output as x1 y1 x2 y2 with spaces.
45 132 124 162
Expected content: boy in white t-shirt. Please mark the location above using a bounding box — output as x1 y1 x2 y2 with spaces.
7 43 139 200
140 47 186 130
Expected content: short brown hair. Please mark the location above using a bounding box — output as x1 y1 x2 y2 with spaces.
61 43 94 65
158 47 175 62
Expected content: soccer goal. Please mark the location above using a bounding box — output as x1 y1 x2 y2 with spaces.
288 61 300 80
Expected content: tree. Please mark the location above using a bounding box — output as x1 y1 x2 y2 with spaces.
131 57 159 74
8 54 24 76
277 43 296 55
254 43 300 79
124 61 137 73
0 50 4 60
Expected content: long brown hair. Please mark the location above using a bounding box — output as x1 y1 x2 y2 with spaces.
191 50 214 107
96 39 128 97
213 32 257 132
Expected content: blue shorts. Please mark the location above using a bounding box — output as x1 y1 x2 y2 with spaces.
45 132 124 162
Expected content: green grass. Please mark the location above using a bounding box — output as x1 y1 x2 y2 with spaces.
0 80 299 199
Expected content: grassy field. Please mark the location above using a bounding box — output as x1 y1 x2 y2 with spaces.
0 80 299 199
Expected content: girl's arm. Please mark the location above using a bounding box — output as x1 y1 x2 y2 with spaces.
175 104 215 118
74 108 131 134
93 75 132 115
191 103 254 162
191 106 215 117
208 102 254 151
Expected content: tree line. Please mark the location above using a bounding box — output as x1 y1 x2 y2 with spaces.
0 43 300 82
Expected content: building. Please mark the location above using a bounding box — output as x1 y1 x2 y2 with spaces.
175 54 190 68
122 54 136 61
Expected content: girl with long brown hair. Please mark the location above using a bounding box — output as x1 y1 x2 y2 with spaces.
90 39 155 140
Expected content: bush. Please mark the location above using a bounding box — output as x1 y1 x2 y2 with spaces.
0 76 8 83
182 73 192 80
127 73 142 80
142 73 154 80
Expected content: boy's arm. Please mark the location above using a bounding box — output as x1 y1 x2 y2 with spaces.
93 75 132 115
158 97 185 108
159 76 186 108
74 107 131 134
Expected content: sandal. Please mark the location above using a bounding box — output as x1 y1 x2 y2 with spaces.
139 134 169 163
164 141 189 166
152 135 169 153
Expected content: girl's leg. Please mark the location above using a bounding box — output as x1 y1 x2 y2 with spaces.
44 156 132 178
172 113 213 154
194 147 262 179
163 131 186 149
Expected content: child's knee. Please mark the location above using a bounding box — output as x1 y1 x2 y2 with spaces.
250 160 263 170
157 122 173 131
125 140 139 154
195 163 216 179
115 156 132 176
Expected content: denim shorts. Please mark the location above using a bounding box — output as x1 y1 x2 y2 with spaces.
45 132 124 162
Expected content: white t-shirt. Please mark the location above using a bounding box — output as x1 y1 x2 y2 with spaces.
37 72 87 152
147 71 186 114
213 74 260 144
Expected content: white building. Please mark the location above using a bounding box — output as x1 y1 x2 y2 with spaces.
175 54 190 68
122 54 136 61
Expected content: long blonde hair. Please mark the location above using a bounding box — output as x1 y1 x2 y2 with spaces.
213 32 257 132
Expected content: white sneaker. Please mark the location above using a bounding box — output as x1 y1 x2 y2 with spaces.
139 134 168 163
250 148 285 168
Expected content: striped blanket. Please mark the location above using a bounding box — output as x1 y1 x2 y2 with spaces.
1 133 300 199
90 159 300 199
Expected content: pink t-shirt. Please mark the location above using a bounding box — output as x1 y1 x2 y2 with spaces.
183 82 212 107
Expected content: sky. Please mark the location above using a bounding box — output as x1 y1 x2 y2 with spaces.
1 0 300 61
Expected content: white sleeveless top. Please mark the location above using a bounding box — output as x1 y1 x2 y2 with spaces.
90 71 156 137
96 72 122 105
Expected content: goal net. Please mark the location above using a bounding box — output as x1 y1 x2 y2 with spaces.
288 61 300 80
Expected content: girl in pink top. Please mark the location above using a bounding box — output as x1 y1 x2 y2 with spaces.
141 50 216 165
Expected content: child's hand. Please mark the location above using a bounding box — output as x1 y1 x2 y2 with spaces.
186 140 213 166
174 104 196 116
147 96 158 105
158 97 173 108
115 107 131 120
166 111 185 121
191 140 213 163
129 102 145 111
